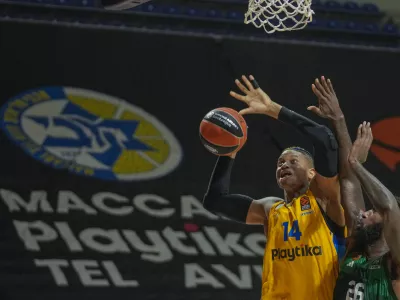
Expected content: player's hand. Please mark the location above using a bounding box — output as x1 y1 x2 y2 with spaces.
308 76 344 121
348 122 373 164
230 75 274 116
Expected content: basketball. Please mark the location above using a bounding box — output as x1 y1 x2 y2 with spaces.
199 107 248 156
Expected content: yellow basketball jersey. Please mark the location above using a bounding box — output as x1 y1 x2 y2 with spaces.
261 190 344 300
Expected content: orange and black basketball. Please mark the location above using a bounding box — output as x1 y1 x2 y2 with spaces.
199 107 247 156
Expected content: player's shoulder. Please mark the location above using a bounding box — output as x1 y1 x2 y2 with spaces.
256 196 283 205
255 196 283 212
311 173 340 201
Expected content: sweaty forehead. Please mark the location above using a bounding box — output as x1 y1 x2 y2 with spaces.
278 150 314 168
278 150 302 161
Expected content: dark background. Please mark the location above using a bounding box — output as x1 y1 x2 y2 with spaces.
0 20 399 300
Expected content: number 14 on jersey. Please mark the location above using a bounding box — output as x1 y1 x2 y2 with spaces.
282 220 302 241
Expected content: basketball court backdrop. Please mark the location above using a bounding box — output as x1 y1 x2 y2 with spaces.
0 2 399 300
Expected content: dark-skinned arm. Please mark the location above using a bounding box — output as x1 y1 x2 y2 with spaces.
349 123 400 265
277 106 344 228
334 116 364 235
230 75 343 227
310 77 365 235
203 154 281 225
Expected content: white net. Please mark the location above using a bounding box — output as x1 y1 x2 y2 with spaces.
244 0 314 34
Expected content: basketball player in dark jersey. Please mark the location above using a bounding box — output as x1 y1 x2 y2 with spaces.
203 75 346 299
310 76 400 299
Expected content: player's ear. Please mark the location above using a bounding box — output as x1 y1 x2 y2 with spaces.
308 168 316 181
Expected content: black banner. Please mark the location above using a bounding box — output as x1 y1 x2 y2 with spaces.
0 21 399 300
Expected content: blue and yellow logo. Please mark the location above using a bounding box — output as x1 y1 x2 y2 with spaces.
0 87 182 180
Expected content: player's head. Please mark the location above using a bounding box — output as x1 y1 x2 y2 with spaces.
353 196 400 248
276 147 316 193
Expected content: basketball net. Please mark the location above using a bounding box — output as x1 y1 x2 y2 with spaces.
244 0 314 34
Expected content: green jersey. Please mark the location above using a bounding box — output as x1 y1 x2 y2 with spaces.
333 253 397 300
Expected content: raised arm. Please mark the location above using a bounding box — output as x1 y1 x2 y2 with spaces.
348 123 400 265
203 154 281 225
230 75 343 226
309 76 365 235
231 75 338 178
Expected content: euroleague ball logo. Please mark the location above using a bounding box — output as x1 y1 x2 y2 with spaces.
205 111 215 119
0 87 182 181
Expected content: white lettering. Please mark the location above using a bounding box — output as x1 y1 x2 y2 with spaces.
123 230 173 263
35 259 69 286
244 233 265 256
180 195 218 220
92 193 133 216
204 227 254 256
252 265 263 279
184 263 224 289
79 229 130 253
72 260 109 287
35 260 141 288
163 227 198 255
58 191 97 215
55 222 83 252
134 194 174 218
190 231 216 255
1 189 53 213
13 220 57 251
102 261 139 287
212 264 252 289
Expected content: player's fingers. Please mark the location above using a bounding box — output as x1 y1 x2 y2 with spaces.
363 124 373 155
311 84 327 101
235 79 249 95
314 78 329 98
321 76 330 93
361 122 370 149
368 126 373 140
366 123 374 144
249 75 260 89
361 121 369 141
242 75 254 91
230 91 247 102
356 124 362 140
365 122 371 138
327 79 336 94
307 106 323 117
361 121 366 135
239 107 254 115
368 128 374 147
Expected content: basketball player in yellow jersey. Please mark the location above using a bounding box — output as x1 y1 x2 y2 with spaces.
203 75 346 300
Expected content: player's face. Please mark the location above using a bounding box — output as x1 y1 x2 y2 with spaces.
359 209 383 227
354 209 384 246
276 150 315 191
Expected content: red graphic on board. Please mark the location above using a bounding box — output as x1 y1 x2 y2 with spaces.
370 117 400 172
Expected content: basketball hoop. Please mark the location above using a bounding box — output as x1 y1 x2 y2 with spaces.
244 0 314 34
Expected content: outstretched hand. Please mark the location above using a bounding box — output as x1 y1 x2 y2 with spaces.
230 75 277 117
348 122 373 164
308 76 344 121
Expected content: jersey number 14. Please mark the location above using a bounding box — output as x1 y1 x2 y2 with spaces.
282 220 302 241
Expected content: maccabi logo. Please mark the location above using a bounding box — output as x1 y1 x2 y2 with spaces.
0 87 182 181
371 117 400 172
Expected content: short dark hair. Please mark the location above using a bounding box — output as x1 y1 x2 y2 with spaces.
282 146 314 166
